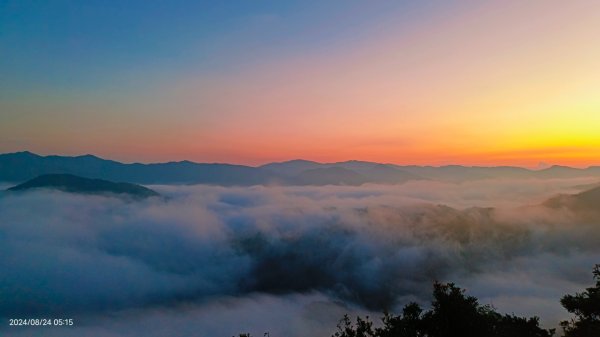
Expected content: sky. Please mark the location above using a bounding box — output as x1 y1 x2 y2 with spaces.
1 0 599 167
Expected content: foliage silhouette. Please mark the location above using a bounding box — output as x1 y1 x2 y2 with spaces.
333 281 554 337
333 314 376 337
239 266 600 336
560 265 600 337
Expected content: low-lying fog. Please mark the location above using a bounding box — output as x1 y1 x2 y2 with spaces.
1 177 599 336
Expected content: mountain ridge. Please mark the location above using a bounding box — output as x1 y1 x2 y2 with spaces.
2 151 600 186
7 174 160 199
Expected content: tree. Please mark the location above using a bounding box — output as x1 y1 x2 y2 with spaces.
493 314 555 337
332 281 553 337
376 302 425 337
561 265 600 337
421 282 492 337
333 314 376 337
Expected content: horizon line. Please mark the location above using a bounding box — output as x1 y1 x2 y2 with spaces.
3 150 599 171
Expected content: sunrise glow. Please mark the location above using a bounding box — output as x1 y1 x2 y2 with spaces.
1 1 599 167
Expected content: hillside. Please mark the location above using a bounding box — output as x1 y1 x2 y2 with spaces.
543 186 600 213
7 174 160 199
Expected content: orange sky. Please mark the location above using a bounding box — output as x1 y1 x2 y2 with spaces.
1 1 599 167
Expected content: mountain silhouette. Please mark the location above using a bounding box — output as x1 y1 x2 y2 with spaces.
294 167 368 186
7 174 160 199
260 159 324 176
0 151 277 185
2 151 600 186
261 159 422 184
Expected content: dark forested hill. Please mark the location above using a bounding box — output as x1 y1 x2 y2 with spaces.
7 174 160 198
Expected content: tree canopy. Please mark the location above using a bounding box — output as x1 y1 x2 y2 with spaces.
238 265 600 337
560 265 600 337
333 282 554 337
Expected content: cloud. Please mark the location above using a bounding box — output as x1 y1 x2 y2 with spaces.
1 177 599 335
2 293 372 337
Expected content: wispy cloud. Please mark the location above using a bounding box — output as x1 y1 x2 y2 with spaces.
1 178 599 335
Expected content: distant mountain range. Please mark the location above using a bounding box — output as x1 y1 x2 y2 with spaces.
2 151 600 186
7 174 160 199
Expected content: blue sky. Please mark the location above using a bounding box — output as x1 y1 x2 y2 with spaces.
0 1 435 95
2 1 599 167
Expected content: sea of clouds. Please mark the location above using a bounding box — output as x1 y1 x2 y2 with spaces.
1 177 599 336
